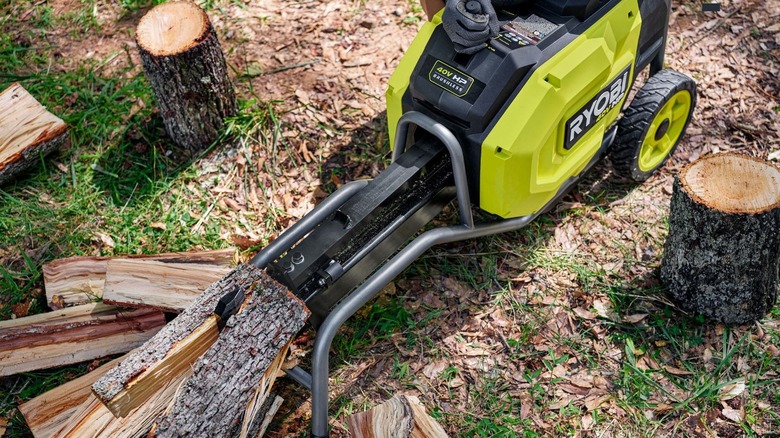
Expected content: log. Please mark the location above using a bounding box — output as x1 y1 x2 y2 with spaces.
102 259 233 312
660 153 780 324
152 272 309 437
51 372 189 438
43 249 235 309
19 355 127 438
0 303 165 377
347 395 449 438
135 1 237 150
91 264 267 417
0 83 68 186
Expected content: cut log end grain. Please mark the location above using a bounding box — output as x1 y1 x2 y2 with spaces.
680 153 780 214
136 1 209 56
135 0 236 150
0 83 68 185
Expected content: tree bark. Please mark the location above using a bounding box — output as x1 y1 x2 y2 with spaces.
135 1 237 151
660 153 780 324
0 83 68 186
347 395 448 438
19 354 127 438
91 264 266 417
152 272 309 438
0 303 165 377
43 249 235 309
102 259 233 312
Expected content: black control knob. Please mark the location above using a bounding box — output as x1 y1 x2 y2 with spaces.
465 0 482 14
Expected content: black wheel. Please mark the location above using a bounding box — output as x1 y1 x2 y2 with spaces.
610 69 697 182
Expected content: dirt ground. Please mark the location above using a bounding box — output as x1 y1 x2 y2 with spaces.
2 0 780 435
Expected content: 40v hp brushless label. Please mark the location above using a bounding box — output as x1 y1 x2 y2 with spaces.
564 65 632 150
428 60 475 97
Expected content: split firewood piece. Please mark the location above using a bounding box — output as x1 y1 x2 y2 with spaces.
43 249 235 309
0 303 165 377
102 259 234 312
661 153 780 324
51 372 190 438
0 83 68 186
347 395 449 438
91 264 267 417
136 1 237 150
151 272 309 437
244 393 284 438
19 354 127 438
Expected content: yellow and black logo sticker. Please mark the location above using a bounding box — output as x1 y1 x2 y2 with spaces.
564 65 631 150
428 60 475 97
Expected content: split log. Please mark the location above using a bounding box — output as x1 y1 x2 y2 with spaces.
91 264 267 417
0 83 68 186
245 393 284 438
19 355 127 438
0 303 165 377
152 272 309 437
660 153 780 324
52 372 189 438
102 259 233 312
347 395 448 438
43 249 235 309
136 1 237 150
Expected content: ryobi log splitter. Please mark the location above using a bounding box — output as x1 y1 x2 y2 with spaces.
248 0 696 435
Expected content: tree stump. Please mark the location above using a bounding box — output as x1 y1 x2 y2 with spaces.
660 153 780 324
136 1 237 151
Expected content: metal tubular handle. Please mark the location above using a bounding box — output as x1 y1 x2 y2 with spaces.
392 111 475 229
309 213 537 436
250 180 370 269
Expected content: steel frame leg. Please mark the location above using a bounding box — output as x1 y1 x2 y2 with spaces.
309 214 537 437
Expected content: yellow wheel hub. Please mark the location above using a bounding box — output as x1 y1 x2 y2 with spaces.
638 90 692 172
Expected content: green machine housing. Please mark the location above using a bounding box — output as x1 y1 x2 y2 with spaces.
387 0 671 218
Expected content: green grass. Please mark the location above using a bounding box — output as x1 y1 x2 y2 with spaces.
0 63 233 312
0 3 280 434
1 361 103 437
